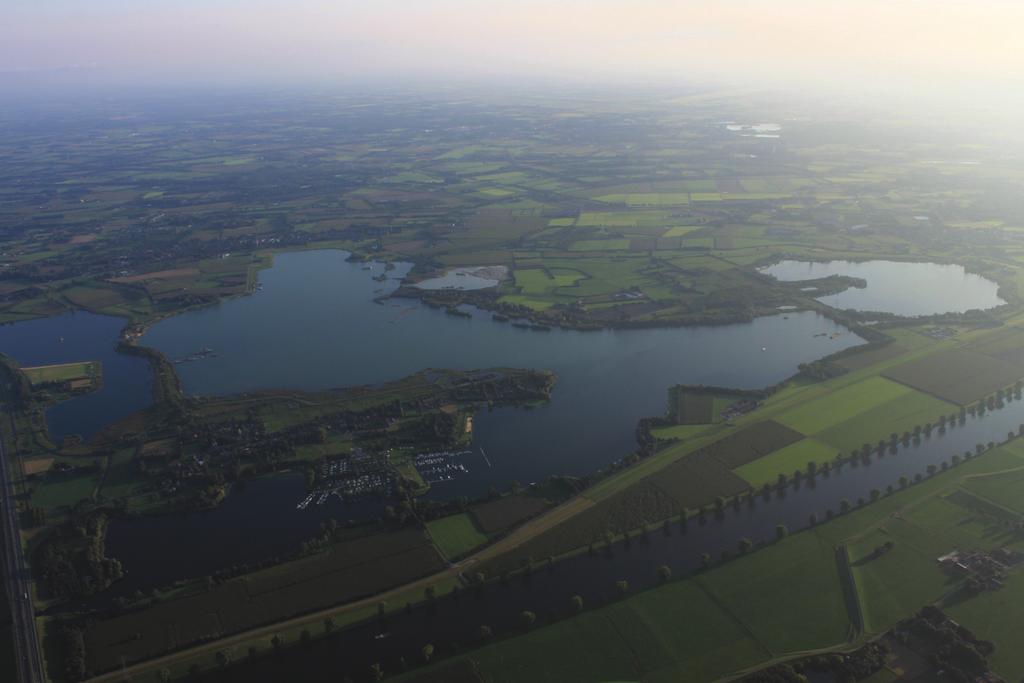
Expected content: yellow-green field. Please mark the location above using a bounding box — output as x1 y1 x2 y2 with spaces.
402 441 1024 683
735 437 835 485
426 513 488 560
21 360 100 387
774 377 911 435
751 374 955 454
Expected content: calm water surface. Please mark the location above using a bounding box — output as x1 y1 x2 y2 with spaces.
106 473 388 596
0 312 151 440
412 266 504 290
27 251 1020 672
46 250 1024 621
103 250 866 582
199 397 1024 683
143 250 864 498
760 259 1004 316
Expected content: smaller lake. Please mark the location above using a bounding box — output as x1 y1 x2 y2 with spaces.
725 122 781 138
759 260 1005 316
0 312 152 441
413 265 508 291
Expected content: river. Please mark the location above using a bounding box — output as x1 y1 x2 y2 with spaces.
197 396 1024 683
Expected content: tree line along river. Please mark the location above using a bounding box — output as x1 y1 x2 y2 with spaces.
106 249 862 582
193 394 1024 683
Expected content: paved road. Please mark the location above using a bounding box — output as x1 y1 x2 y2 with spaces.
0 416 45 683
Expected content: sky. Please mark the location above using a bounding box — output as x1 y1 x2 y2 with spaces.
3 0 1023 103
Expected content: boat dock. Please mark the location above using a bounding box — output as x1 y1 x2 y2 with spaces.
413 449 473 483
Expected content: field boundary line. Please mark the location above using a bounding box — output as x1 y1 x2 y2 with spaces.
838 462 1024 548
713 638 866 683
84 563 462 683
835 543 865 639
693 576 774 660
948 485 1024 521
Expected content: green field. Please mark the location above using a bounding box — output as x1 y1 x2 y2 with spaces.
848 520 955 634
883 349 1021 405
735 437 834 485
667 390 748 426
764 372 957 453
470 578 767 683
98 449 144 500
837 443 1024 639
427 513 488 560
21 360 100 386
960 468 1024 515
31 470 100 509
675 392 715 423
497 294 554 311
408 527 852 683
662 225 701 237
85 530 445 672
569 239 631 252
702 420 804 469
947 572 1024 682
813 390 954 452
698 531 851 653
595 192 691 206
512 268 585 296
451 440 1024 683
847 486 1022 638
576 211 669 227
775 377 911 435
650 424 713 441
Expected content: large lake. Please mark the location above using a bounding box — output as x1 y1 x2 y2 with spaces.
143 250 863 499
4 249 866 589
759 259 1004 316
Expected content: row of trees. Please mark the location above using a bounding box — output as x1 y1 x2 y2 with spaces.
179 388 1024 681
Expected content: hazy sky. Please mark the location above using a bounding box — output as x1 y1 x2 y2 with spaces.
3 0 1023 99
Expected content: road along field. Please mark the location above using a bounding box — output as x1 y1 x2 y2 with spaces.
84 530 444 674
384 438 1024 683
470 495 550 534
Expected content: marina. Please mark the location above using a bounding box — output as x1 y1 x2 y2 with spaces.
412 449 473 484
